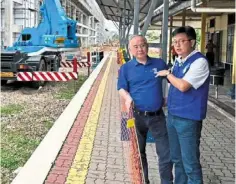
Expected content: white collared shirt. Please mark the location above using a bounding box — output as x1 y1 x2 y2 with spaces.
173 50 209 89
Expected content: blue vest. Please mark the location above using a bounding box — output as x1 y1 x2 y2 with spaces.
168 52 210 121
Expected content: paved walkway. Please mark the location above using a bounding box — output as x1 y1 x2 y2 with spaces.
208 69 235 114
201 106 235 184
14 52 236 184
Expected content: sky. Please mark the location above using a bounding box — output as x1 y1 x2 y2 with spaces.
104 19 136 35
104 19 118 32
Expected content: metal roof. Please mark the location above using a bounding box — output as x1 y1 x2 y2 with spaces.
95 0 235 33
95 0 163 23
95 0 235 25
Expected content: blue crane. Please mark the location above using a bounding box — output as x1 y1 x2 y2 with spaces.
7 0 79 53
1 0 81 86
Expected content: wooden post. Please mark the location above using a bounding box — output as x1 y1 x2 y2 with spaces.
232 27 236 85
72 57 78 72
200 1 207 53
72 57 78 93
200 13 206 53
87 51 91 76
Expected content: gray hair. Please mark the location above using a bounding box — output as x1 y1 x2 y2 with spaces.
128 34 148 49
129 34 148 43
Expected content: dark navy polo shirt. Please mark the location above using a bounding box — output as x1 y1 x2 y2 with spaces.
117 56 168 111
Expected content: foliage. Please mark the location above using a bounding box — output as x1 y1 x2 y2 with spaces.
195 29 201 48
112 34 119 41
146 31 159 42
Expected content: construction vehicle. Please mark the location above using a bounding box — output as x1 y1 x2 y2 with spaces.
1 0 80 86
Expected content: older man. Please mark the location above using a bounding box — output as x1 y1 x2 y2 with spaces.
158 26 210 184
117 35 173 184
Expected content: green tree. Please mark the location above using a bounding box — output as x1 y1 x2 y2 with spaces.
146 31 158 42
196 29 201 46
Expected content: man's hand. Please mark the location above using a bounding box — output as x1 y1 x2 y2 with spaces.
156 70 170 77
125 96 133 113
118 89 134 113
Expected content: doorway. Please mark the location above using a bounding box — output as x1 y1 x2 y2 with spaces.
213 31 222 66
226 25 235 64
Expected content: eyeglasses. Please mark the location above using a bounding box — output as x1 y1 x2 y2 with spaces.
172 39 191 45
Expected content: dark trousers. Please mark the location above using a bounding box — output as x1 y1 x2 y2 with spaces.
206 52 214 66
167 113 203 184
134 110 173 184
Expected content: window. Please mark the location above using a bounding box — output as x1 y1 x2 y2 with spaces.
67 26 73 39
209 19 215 28
228 13 235 25
22 34 31 41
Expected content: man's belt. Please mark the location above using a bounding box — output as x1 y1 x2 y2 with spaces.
133 107 162 116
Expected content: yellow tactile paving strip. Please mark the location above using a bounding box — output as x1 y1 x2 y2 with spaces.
66 53 113 184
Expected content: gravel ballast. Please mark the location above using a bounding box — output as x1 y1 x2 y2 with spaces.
1 78 86 184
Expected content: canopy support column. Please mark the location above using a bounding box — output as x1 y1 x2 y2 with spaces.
161 0 169 62
141 0 159 36
133 0 140 34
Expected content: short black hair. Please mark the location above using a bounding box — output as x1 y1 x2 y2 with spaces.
172 26 196 40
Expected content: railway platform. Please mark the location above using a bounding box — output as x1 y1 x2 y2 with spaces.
11 51 235 184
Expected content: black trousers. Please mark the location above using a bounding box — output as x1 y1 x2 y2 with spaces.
134 110 173 184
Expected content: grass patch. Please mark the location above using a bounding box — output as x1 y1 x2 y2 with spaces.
44 120 54 129
55 75 87 100
1 75 87 183
1 104 23 116
55 90 74 100
1 120 53 183
1 131 41 170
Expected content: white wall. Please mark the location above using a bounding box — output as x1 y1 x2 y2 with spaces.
1 0 105 47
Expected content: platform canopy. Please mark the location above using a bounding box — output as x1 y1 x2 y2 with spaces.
95 0 235 28
95 0 163 23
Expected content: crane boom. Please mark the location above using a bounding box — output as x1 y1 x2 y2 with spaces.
7 0 79 53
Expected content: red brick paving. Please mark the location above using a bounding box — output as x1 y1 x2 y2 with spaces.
44 61 108 184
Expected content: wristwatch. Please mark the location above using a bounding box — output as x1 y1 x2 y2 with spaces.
166 69 171 77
